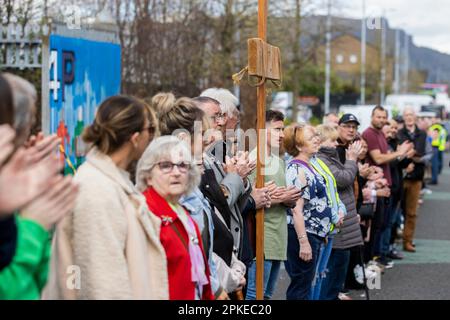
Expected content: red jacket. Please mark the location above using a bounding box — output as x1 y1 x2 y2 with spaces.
143 187 213 300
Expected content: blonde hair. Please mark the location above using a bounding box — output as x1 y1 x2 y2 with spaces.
158 97 205 136
151 92 176 115
316 124 339 143
283 123 312 157
135 136 200 194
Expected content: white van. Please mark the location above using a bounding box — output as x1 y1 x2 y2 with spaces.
338 105 396 132
384 94 434 114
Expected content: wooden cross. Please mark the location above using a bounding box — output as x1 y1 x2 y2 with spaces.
232 0 281 301
254 0 267 301
254 0 281 301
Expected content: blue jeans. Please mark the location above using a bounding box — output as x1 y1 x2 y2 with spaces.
431 147 440 183
285 226 324 300
319 248 351 300
381 198 398 256
245 260 281 300
309 237 333 300
372 198 388 257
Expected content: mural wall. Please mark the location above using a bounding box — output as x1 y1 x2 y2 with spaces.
48 33 121 174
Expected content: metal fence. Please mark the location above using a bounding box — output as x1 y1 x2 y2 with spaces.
0 23 49 69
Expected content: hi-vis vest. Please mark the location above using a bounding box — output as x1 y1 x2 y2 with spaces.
430 124 448 152
310 157 346 233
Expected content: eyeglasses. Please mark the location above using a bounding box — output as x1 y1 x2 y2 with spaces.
153 161 190 173
340 124 359 130
210 113 227 123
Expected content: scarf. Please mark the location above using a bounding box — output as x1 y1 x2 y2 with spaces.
145 187 209 296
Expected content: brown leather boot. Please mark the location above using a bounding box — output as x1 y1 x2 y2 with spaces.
404 242 416 253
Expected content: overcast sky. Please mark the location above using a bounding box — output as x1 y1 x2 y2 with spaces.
324 0 450 55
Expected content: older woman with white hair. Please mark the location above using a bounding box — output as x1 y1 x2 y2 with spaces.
136 136 214 300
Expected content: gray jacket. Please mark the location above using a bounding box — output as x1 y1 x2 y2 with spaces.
317 147 363 249
204 141 252 257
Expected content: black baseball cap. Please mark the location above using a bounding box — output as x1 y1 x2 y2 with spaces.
394 115 404 123
339 114 360 126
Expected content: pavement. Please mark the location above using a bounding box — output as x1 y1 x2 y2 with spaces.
272 152 450 300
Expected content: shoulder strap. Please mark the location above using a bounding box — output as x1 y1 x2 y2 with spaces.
289 159 316 176
170 223 189 251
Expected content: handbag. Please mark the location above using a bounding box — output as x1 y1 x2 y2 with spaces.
359 203 375 220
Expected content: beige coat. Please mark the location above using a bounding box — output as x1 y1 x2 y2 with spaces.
43 148 169 300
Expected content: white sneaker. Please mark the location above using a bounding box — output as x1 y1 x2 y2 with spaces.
421 188 433 195
338 292 353 300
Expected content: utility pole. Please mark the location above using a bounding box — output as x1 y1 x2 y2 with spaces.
324 0 331 114
393 28 400 94
380 15 386 104
291 0 302 123
360 0 366 105
403 32 409 93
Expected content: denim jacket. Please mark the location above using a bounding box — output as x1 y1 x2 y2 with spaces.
181 188 221 296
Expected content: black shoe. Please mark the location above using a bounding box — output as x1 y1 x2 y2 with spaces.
341 288 351 295
387 250 404 260
346 282 365 290
377 256 394 269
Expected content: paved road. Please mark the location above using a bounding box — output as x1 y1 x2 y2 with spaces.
272 153 450 300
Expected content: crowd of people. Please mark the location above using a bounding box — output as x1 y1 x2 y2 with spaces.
0 71 448 300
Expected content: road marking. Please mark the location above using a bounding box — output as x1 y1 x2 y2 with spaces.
396 239 450 265
423 191 450 201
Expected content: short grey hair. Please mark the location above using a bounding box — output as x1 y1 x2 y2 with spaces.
136 136 200 195
200 88 239 118
403 106 416 117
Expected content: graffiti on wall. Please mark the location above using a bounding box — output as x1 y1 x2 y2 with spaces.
48 34 121 174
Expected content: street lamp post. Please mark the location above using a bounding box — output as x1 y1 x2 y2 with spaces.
360 0 366 105
403 32 409 93
393 28 400 94
380 14 387 104
325 0 331 114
